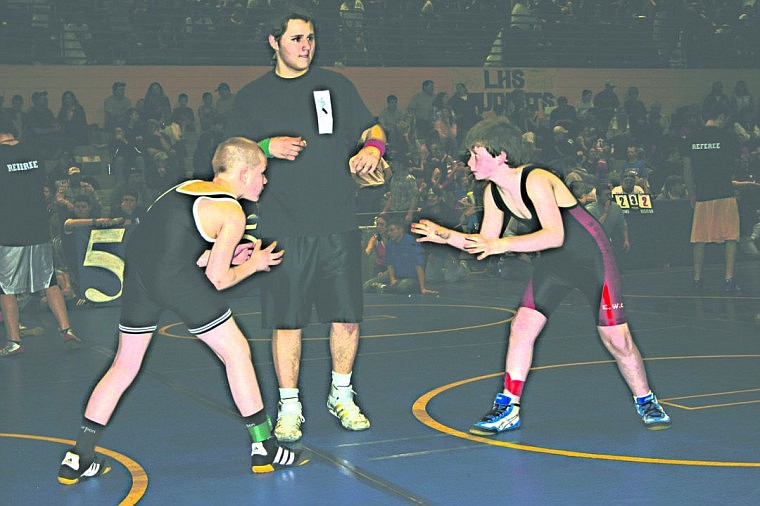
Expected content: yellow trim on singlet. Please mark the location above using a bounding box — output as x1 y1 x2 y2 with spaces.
176 180 236 198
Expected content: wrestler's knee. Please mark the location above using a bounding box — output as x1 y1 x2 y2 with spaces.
224 333 252 360
509 307 546 340
599 325 636 356
110 357 142 383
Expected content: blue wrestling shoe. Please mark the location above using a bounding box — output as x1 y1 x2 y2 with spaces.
635 392 671 430
469 393 521 435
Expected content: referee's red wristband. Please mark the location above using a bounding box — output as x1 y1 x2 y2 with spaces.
363 139 386 157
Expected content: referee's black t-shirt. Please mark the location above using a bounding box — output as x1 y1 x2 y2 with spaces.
684 125 738 202
225 67 376 238
0 142 50 246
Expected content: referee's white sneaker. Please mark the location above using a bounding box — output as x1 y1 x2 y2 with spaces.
327 385 371 431
274 400 305 443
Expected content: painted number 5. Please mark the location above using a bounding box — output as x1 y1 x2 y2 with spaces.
82 228 126 303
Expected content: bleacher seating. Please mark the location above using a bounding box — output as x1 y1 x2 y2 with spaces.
0 1 756 69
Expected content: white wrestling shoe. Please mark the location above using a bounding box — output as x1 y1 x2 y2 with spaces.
274 400 305 443
327 384 371 431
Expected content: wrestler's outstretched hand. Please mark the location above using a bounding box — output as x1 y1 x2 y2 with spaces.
411 219 449 244
248 240 284 272
463 235 507 261
269 136 307 161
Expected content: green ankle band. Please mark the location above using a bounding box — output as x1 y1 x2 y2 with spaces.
248 416 273 442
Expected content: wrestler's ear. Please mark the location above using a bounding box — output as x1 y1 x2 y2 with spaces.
268 34 279 52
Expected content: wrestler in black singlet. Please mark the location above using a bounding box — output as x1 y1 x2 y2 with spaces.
118 181 237 335
490 166 627 326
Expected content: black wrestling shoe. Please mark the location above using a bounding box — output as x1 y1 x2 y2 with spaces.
58 450 111 485
251 438 309 473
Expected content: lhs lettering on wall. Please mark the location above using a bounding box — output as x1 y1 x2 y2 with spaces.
471 69 555 115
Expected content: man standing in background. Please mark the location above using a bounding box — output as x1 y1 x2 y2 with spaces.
0 117 81 357
225 7 385 443
684 104 742 291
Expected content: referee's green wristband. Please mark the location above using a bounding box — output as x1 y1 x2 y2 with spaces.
259 138 273 158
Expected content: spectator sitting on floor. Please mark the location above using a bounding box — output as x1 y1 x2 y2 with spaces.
367 217 437 295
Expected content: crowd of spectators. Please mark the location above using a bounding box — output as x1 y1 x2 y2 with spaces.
1 72 759 299
364 76 760 289
0 0 503 66
0 1 757 68
507 0 759 68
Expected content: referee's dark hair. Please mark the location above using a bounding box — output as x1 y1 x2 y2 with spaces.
268 5 313 42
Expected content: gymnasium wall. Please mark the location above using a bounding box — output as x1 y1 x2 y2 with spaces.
2 66 760 126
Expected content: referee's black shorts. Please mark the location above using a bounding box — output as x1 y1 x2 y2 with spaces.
261 230 363 329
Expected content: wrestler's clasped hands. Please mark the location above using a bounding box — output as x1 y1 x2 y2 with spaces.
248 240 284 272
230 242 254 265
